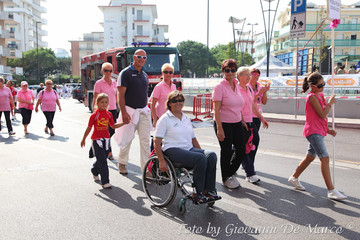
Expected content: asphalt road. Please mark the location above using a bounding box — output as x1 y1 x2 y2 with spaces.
1 98 359 240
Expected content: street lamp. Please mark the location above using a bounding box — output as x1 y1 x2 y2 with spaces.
247 23 258 60
228 17 246 61
259 0 280 77
35 21 41 82
206 0 209 77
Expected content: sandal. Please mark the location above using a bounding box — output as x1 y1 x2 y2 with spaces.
205 190 222 201
193 193 208 205
45 129 49 134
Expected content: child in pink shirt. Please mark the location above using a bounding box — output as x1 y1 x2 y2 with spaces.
288 72 347 200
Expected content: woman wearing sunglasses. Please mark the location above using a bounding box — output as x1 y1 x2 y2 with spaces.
93 62 118 160
17 81 34 134
288 72 347 200
154 90 221 204
212 59 246 189
150 63 177 128
35 79 62 136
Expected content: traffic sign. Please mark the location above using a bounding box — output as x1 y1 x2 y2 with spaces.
290 0 307 38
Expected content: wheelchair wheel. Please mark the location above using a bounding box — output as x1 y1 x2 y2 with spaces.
178 198 186 215
142 155 177 207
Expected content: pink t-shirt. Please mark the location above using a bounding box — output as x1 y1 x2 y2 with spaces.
0 87 12 111
239 86 254 123
248 82 263 117
151 81 176 118
212 78 244 123
17 89 34 110
94 78 117 110
38 89 58 112
303 92 328 137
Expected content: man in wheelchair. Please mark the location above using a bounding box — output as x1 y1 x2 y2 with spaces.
153 91 221 204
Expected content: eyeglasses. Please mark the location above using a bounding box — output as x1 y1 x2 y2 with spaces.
104 69 112 73
224 69 237 73
46 83 53 85
316 83 326 89
239 74 251 77
251 72 260 76
170 99 184 103
163 71 173 74
134 55 147 60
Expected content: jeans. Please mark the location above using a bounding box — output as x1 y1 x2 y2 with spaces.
164 147 217 194
91 139 110 185
214 121 246 181
20 108 32 125
43 111 55 129
0 111 13 132
306 134 329 159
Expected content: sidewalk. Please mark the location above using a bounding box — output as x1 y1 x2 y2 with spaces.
183 106 360 129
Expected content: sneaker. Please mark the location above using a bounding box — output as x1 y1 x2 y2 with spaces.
118 164 128 175
223 176 240 189
206 190 222 201
93 175 100 181
246 175 260 183
102 183 112 189
288 176 306 191
328 189 347 200
9 131 16 136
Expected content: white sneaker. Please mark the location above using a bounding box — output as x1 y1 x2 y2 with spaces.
328 189 347 200
288 176 306 191
246 175 260 183
223 176 240 189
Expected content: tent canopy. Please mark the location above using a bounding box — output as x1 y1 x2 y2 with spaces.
250 55 296 75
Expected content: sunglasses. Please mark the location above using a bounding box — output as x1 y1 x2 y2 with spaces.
104 69 112 73
224 69 237 73
251 72 260 76
315 83 326 89
134 55 147 60
170 99 184 103
163 71 173 74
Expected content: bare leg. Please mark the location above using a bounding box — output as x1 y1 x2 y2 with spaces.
292 154 316 178
320 156 334 191
24 124 28 134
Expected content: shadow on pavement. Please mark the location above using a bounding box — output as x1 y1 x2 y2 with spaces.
95 186 152 217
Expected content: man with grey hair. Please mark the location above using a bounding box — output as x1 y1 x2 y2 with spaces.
116 49 151 174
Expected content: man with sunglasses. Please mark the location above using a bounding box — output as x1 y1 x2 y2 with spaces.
116 49 151 174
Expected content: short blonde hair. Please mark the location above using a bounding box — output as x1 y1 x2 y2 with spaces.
236 67 250 76
101 62 113 74
45 79 53 85
96 93 109 104
161 63 174 72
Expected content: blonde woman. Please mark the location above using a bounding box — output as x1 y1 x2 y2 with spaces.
35 79 62 136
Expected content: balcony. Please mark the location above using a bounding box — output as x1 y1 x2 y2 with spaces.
134 16 150 22
9 49 22 58
289 39 360 48
7 43 19 49
306 24 360 32
0 65 12 74
0 12 21 23
32 2 47 14
6 0 21 6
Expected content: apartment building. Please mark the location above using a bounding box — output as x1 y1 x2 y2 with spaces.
272 2 360 75
0 0 47 76
99 0 168 50
69 32 104 76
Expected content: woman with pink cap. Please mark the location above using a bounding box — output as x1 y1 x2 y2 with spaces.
17 81 34 134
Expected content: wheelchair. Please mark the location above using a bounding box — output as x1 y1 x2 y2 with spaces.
142 153 216 214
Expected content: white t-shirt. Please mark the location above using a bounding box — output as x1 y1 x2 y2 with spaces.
154 110 195 151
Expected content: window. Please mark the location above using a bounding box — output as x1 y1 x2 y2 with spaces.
137 10 143 20
132 23 135 30
137 25 143 36
350 49 356 55
132 8 135 15
351 34 357 40
336 49 344 55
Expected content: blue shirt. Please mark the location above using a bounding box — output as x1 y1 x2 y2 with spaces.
117 64 149 109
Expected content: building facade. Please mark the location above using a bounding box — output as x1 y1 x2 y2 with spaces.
0 0 47 76
99 0 168 50
272 2 360 75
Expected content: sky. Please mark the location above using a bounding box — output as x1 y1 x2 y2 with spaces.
43 0 357 55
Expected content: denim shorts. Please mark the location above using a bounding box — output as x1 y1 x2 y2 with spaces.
306 134 329 159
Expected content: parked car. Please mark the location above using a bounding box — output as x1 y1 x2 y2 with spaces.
72 86 84 102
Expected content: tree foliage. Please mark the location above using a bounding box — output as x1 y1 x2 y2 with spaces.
6 48 72 83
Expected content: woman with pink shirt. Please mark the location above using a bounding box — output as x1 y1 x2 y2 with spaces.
151 63 177 128
17 81 34 134
288 72 347 200
236 67 269 184
212 59 247 189
35 79 62 136
0 77 15 135
92 62 118 160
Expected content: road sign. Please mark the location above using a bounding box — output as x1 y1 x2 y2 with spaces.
290 0 307 38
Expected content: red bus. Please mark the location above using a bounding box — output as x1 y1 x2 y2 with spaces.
81 42 182 112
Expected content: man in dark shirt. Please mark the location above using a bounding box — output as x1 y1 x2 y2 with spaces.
36 83 44 97
117 49 151 174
